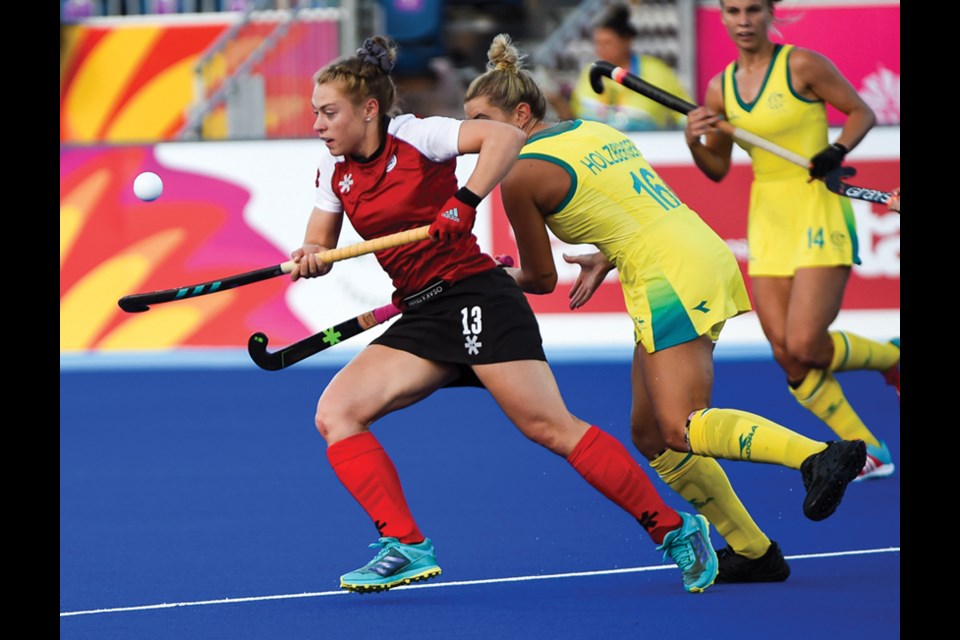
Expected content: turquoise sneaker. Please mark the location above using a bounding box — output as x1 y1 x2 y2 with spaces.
340 537 442 593
883 337 900 397
656 512 718 593
855 440 895 482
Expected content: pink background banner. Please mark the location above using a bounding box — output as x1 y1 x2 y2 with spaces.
60 145 308 352
695 4 900 125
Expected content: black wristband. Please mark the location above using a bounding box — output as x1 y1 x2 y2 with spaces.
832 142 849 157
455 186 483 208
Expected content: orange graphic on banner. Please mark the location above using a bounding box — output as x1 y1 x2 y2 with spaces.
60 22 229 143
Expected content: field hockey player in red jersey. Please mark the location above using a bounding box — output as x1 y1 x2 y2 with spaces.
289 35 719 595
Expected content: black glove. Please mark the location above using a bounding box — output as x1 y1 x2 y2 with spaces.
809 143 848 179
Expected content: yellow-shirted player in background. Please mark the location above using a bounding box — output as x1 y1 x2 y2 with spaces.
463 33 870 584
551 3 691 132
684 0 899 481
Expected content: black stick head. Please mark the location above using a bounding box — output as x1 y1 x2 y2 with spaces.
589 61 615 94
248 332 283 371
823 165 857 194
118 297 149 313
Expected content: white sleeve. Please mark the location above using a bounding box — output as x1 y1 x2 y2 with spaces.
313 149 343 213
390 113 463 162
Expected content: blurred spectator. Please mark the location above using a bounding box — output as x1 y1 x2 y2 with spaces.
551 3 691 131
394 58 468 119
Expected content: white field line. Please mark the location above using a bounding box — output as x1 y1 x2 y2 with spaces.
61 546 900 618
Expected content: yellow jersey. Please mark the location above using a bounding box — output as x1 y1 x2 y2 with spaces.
519 120 750 352
722 44 860 274
722 43 830 182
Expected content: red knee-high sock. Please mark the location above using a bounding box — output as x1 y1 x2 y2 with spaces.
567 426 682 544
326 432 424 544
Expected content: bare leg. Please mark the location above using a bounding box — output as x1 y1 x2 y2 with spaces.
474 359 685 544
630 344 672 459
634 335 715 451
316 345 457 443
631 341 774 561
318 345 457 546
754 268 883 447
751 267 848 382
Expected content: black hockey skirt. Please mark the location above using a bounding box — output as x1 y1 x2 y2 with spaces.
371 267 547 387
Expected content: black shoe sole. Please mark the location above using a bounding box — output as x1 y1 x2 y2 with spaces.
715 542 791 583
803 441 867 521
716 563 790 583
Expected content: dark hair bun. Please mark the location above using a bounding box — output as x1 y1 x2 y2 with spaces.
356 37 394 73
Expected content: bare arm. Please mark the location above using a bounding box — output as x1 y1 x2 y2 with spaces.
456 119 528 197
499 160 564 295
791 48 876 152
290 207 343 281
564 251 615 310
684 74 734 181
501 162 615 306
428 118 528 242
500 157 615 305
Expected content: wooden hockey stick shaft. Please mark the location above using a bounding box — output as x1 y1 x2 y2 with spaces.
118 225 432 312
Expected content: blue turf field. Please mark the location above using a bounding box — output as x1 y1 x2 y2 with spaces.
60 356 900 639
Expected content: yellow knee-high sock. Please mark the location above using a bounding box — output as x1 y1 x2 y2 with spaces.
789 369 880 447
686 408 825 470
829 331 900 372
650 449 770 559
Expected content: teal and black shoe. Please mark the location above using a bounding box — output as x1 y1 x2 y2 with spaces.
340 537 441 593
656 511 718 593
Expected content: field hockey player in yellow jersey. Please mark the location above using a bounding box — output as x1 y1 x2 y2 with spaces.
557 3 691 132
463 33 869 583
684 0 899 482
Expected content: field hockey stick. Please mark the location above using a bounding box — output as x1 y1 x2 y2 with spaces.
247 255 517 371
823 167 893 205
248 303 401 371
118 225 432 313
588 61 893 205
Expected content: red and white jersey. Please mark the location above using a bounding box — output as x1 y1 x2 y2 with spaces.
314 113 496 300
